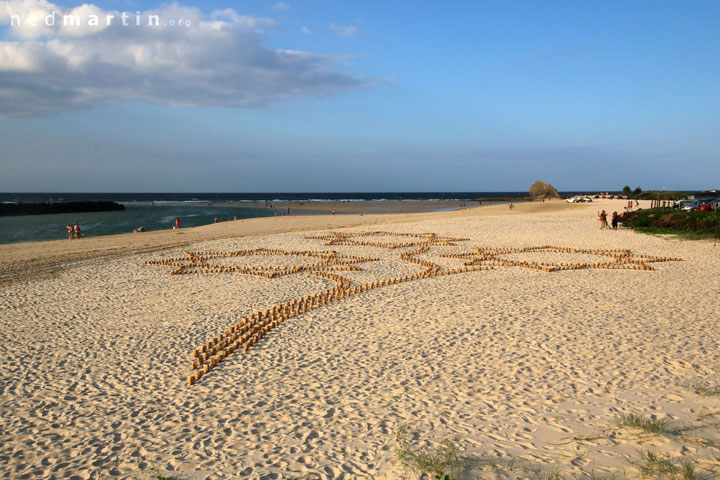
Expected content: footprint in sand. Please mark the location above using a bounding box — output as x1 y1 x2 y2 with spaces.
302 430 320 446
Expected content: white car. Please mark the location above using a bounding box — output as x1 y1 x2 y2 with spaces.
565 196 593 203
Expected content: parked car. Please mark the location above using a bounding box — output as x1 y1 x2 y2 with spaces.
676 199 697 209
699 199 719 211
565 196 593 203
681 199 714 211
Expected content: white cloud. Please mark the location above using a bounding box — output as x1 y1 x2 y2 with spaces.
1 0 56 38
330 23 358 38
273 2 289 11
0 0 372 117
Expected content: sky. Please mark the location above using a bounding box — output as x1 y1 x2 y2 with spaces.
0 0 718 192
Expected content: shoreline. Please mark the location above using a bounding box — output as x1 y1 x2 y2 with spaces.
0 199 580 286
0 200 472 247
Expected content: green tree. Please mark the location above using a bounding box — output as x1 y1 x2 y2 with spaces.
633 186 643 197
622 185 632 196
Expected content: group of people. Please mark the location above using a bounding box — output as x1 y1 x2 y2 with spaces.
66 224 81 239
212 216 239 223
598 210 620 230
625 200 640 212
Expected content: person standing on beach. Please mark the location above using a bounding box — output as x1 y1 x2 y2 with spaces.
598 211 608 230
74 224 81 238
611 211 619 230
67 224 74 239
175 217 180 229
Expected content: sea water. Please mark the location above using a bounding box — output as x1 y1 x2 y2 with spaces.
0 203 277 244
0 192 531 244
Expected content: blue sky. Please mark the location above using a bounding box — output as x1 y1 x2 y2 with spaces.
0 0 718 191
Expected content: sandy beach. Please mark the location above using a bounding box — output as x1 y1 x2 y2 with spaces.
1 199 719 480
0 201 565 287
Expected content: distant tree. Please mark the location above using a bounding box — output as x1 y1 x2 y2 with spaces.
529 181 559 199
633 186 643 197
622 185 632 196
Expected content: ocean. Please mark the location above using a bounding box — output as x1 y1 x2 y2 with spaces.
0 192 533 244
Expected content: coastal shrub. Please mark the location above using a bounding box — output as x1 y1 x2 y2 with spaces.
529 181 559 199
634 190 687 200
621 208 720 239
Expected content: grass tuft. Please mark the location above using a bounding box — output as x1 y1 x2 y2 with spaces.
629 451 711 480
679 459 698 480
395 426 465 479
693 382 720 397
635 450 676 477
532 470 567 479
617 413 669 435
132 464 182 480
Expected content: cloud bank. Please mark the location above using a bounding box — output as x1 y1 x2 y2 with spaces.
0 0 372 117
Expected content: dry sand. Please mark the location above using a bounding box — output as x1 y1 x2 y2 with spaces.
1 199 719 480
